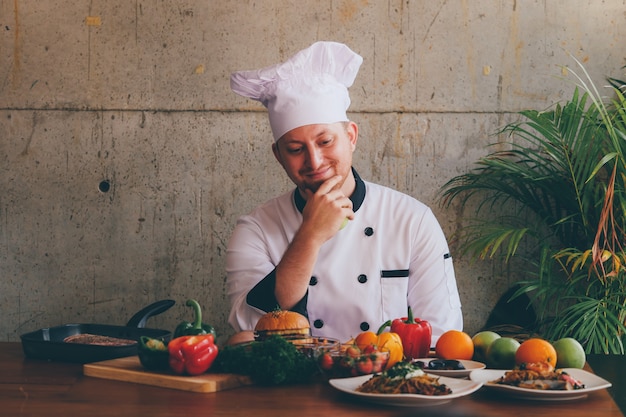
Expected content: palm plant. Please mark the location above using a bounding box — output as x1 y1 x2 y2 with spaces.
440 60 626 354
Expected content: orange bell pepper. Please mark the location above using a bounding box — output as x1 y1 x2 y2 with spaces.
355 327 404 370
376 330 403 369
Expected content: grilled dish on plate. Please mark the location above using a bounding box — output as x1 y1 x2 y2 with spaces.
328 361 482 407
469 368 611 401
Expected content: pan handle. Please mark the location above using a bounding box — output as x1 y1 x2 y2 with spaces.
126 299 176 328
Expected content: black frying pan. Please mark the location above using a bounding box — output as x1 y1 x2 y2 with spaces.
20 299 175 363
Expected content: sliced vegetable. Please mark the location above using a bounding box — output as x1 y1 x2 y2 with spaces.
138 336 169 371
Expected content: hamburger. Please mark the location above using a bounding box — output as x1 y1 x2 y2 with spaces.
254 310 312 342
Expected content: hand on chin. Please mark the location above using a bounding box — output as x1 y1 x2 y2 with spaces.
306 174 341 193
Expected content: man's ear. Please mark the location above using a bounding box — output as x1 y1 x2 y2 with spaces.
347 121 358 149
272 142 284 167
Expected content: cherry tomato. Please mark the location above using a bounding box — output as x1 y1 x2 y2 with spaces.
346 346 361 358
362 344 377 354
318 353 334 371
356 357 373 374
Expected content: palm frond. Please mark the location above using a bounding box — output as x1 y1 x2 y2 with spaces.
454 219 531 262
440 60 626 353
546 296 626 354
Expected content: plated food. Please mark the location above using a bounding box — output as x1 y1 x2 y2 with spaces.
470 368 612 401
491 363 584 390
357 362 451 395
329 363 483 407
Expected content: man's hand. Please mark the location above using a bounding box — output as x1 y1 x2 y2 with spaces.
301 175 354 243
274 175 354 310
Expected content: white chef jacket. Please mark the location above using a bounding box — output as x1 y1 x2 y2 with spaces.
226 169 463 344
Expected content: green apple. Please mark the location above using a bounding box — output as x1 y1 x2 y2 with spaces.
486 337 520 369
553 337 586 369
472 331 501 363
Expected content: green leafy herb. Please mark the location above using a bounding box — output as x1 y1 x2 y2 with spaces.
214 335 317 385
381 361 421 379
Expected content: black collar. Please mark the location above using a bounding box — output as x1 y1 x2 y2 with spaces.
294 168 366 214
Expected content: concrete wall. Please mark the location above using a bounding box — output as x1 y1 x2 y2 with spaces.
1 0 625 344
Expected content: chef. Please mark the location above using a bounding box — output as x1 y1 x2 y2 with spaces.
226 41 463 345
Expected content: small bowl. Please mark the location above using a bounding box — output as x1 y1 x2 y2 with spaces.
317 345 390 378
291 337 341 358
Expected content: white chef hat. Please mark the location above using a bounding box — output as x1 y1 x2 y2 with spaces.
230 41 363 141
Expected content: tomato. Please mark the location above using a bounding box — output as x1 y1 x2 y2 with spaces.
356 357 373 374
318 352 334 371
362 344 377 354
345 346 361 358
370 351 386 373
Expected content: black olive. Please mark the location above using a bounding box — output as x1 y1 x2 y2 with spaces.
444 359 466 370
428 359 447 370
428 359 465 370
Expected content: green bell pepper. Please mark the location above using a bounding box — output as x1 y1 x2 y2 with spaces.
137 336 170 371
173 299 217 338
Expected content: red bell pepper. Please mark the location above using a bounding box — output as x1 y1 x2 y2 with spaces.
385 306 432 360
168 334 219 376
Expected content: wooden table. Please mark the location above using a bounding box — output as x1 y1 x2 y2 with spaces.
1 342 623 417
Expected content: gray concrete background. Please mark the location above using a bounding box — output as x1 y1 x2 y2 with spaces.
1 0 625 344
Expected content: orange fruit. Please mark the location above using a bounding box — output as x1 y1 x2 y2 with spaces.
435 330 474 360
355 331 378 351
515 338 557 370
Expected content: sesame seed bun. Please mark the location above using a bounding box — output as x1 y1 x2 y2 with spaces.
254 310 311 341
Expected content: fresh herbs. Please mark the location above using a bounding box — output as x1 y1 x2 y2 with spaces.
381 361 424 379
213 335 317 385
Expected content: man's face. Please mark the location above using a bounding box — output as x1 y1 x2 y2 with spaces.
272 121 358 195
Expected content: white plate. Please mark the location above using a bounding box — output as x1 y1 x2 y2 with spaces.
412 358 486 378
469 368 612 401
328 374 483 407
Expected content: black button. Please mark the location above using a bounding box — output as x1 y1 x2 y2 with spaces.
360 322 370 331
309 276 318 286
313 319 324 329
357 274 367 283
364 227 374 236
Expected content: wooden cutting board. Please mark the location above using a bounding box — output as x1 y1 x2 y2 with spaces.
84 356 252 392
